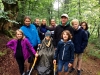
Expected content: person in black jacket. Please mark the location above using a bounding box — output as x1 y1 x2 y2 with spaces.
69 19 88 75
53 14 74 49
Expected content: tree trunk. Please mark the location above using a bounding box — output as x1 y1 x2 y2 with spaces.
0 0 18 31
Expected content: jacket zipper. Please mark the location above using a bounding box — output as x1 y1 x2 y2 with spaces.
62 44 66 60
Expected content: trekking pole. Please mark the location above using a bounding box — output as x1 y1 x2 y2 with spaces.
28 46 40 75
54 63 56 75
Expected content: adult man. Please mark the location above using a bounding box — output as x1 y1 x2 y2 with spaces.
33 18 40 29
53 14 74 48
49 19 56 38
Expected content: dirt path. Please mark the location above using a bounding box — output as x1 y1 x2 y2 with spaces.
0 34 100 75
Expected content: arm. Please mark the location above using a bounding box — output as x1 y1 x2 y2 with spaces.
25 39 36 55
53 27 57 48
81 31 88 50
6 39 15 50
46 26 55 31
69 43 75 64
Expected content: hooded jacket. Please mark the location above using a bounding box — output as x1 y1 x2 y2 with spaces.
73 26 88 53
7 38 36 60
20 24 40 47
53 22 74 48
54 40 74 63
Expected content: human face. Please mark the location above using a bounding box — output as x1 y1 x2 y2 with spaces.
81 23 86 30
51 19 56 26
61 17 68 26
72 22 79 30
62 32 68 41
45 36 50 41
16 31 23 39
35 19 40 25
24 18 31 26
42 20 46 25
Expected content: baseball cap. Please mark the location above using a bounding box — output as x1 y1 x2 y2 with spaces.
61 14 69 18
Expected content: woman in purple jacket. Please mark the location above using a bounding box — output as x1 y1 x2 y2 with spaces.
7 29 38 75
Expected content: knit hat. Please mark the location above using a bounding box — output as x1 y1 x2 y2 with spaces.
61 14 69 18
45 31 51 37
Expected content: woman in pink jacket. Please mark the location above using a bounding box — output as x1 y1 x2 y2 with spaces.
7 29 38 75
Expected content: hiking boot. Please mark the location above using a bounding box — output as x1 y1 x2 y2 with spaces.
69 68 75 73
77 70 81 75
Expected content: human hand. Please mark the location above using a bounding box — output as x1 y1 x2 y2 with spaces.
35 53 38 57
38 44 41 47
68 63 72 67
53 60 56 64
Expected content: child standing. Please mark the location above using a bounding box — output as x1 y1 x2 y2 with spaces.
53 30 74 75
7 29 38 75
36 31 54 75
70 19 88 75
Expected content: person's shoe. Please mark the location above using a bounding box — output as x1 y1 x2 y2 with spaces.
25 71 29 75
77 70 81 75
69 68 75 73
22 72 25 75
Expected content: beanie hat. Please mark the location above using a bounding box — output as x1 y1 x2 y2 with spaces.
45 31 51 37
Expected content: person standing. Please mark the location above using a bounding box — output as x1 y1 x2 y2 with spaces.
49 19 56 38
69 19 88 75
20 16 40 74
53 14 74 48
80 22 90 38
6 29 38 75
53 30 74 75
33 18 40 30
39 19 48 41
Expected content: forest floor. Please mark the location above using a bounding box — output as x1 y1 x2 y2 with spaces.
0 33 100 75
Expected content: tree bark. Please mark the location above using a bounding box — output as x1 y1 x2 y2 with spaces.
0 0 18 31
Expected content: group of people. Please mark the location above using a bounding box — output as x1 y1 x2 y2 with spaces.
6 13 89 75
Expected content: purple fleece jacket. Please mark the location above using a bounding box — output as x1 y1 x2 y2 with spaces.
7 38 36 60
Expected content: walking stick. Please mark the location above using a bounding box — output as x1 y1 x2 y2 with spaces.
54 63 56 75
28 46 40 75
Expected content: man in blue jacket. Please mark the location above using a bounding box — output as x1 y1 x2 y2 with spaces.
69 19 88 75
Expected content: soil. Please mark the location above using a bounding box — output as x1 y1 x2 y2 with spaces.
0 33 100 75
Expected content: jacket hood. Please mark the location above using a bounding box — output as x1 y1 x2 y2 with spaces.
59 39 72 45
60 21 70 26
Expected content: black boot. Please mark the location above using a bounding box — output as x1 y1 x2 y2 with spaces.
69 68 75 73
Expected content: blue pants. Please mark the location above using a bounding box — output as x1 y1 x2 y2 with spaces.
58 60 69 72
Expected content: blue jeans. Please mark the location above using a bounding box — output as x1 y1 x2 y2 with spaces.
58 60 69 72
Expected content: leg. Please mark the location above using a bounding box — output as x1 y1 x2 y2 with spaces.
16 58 25 75
77 53 83 70
69 54 78 73
73 53 78 69
64 62 69 75
58 60 64 75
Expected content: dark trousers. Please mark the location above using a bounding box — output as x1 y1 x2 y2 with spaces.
28 45 38 63
16 58 25 75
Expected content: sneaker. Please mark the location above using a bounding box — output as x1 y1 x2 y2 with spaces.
69 68 75 73
77 70 81 75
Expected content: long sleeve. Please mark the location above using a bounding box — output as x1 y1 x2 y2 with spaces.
53 27 57 48
26 39 36 55
69 43 75 63
81 31 88 50
54 43 60 60
6 39 15 51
